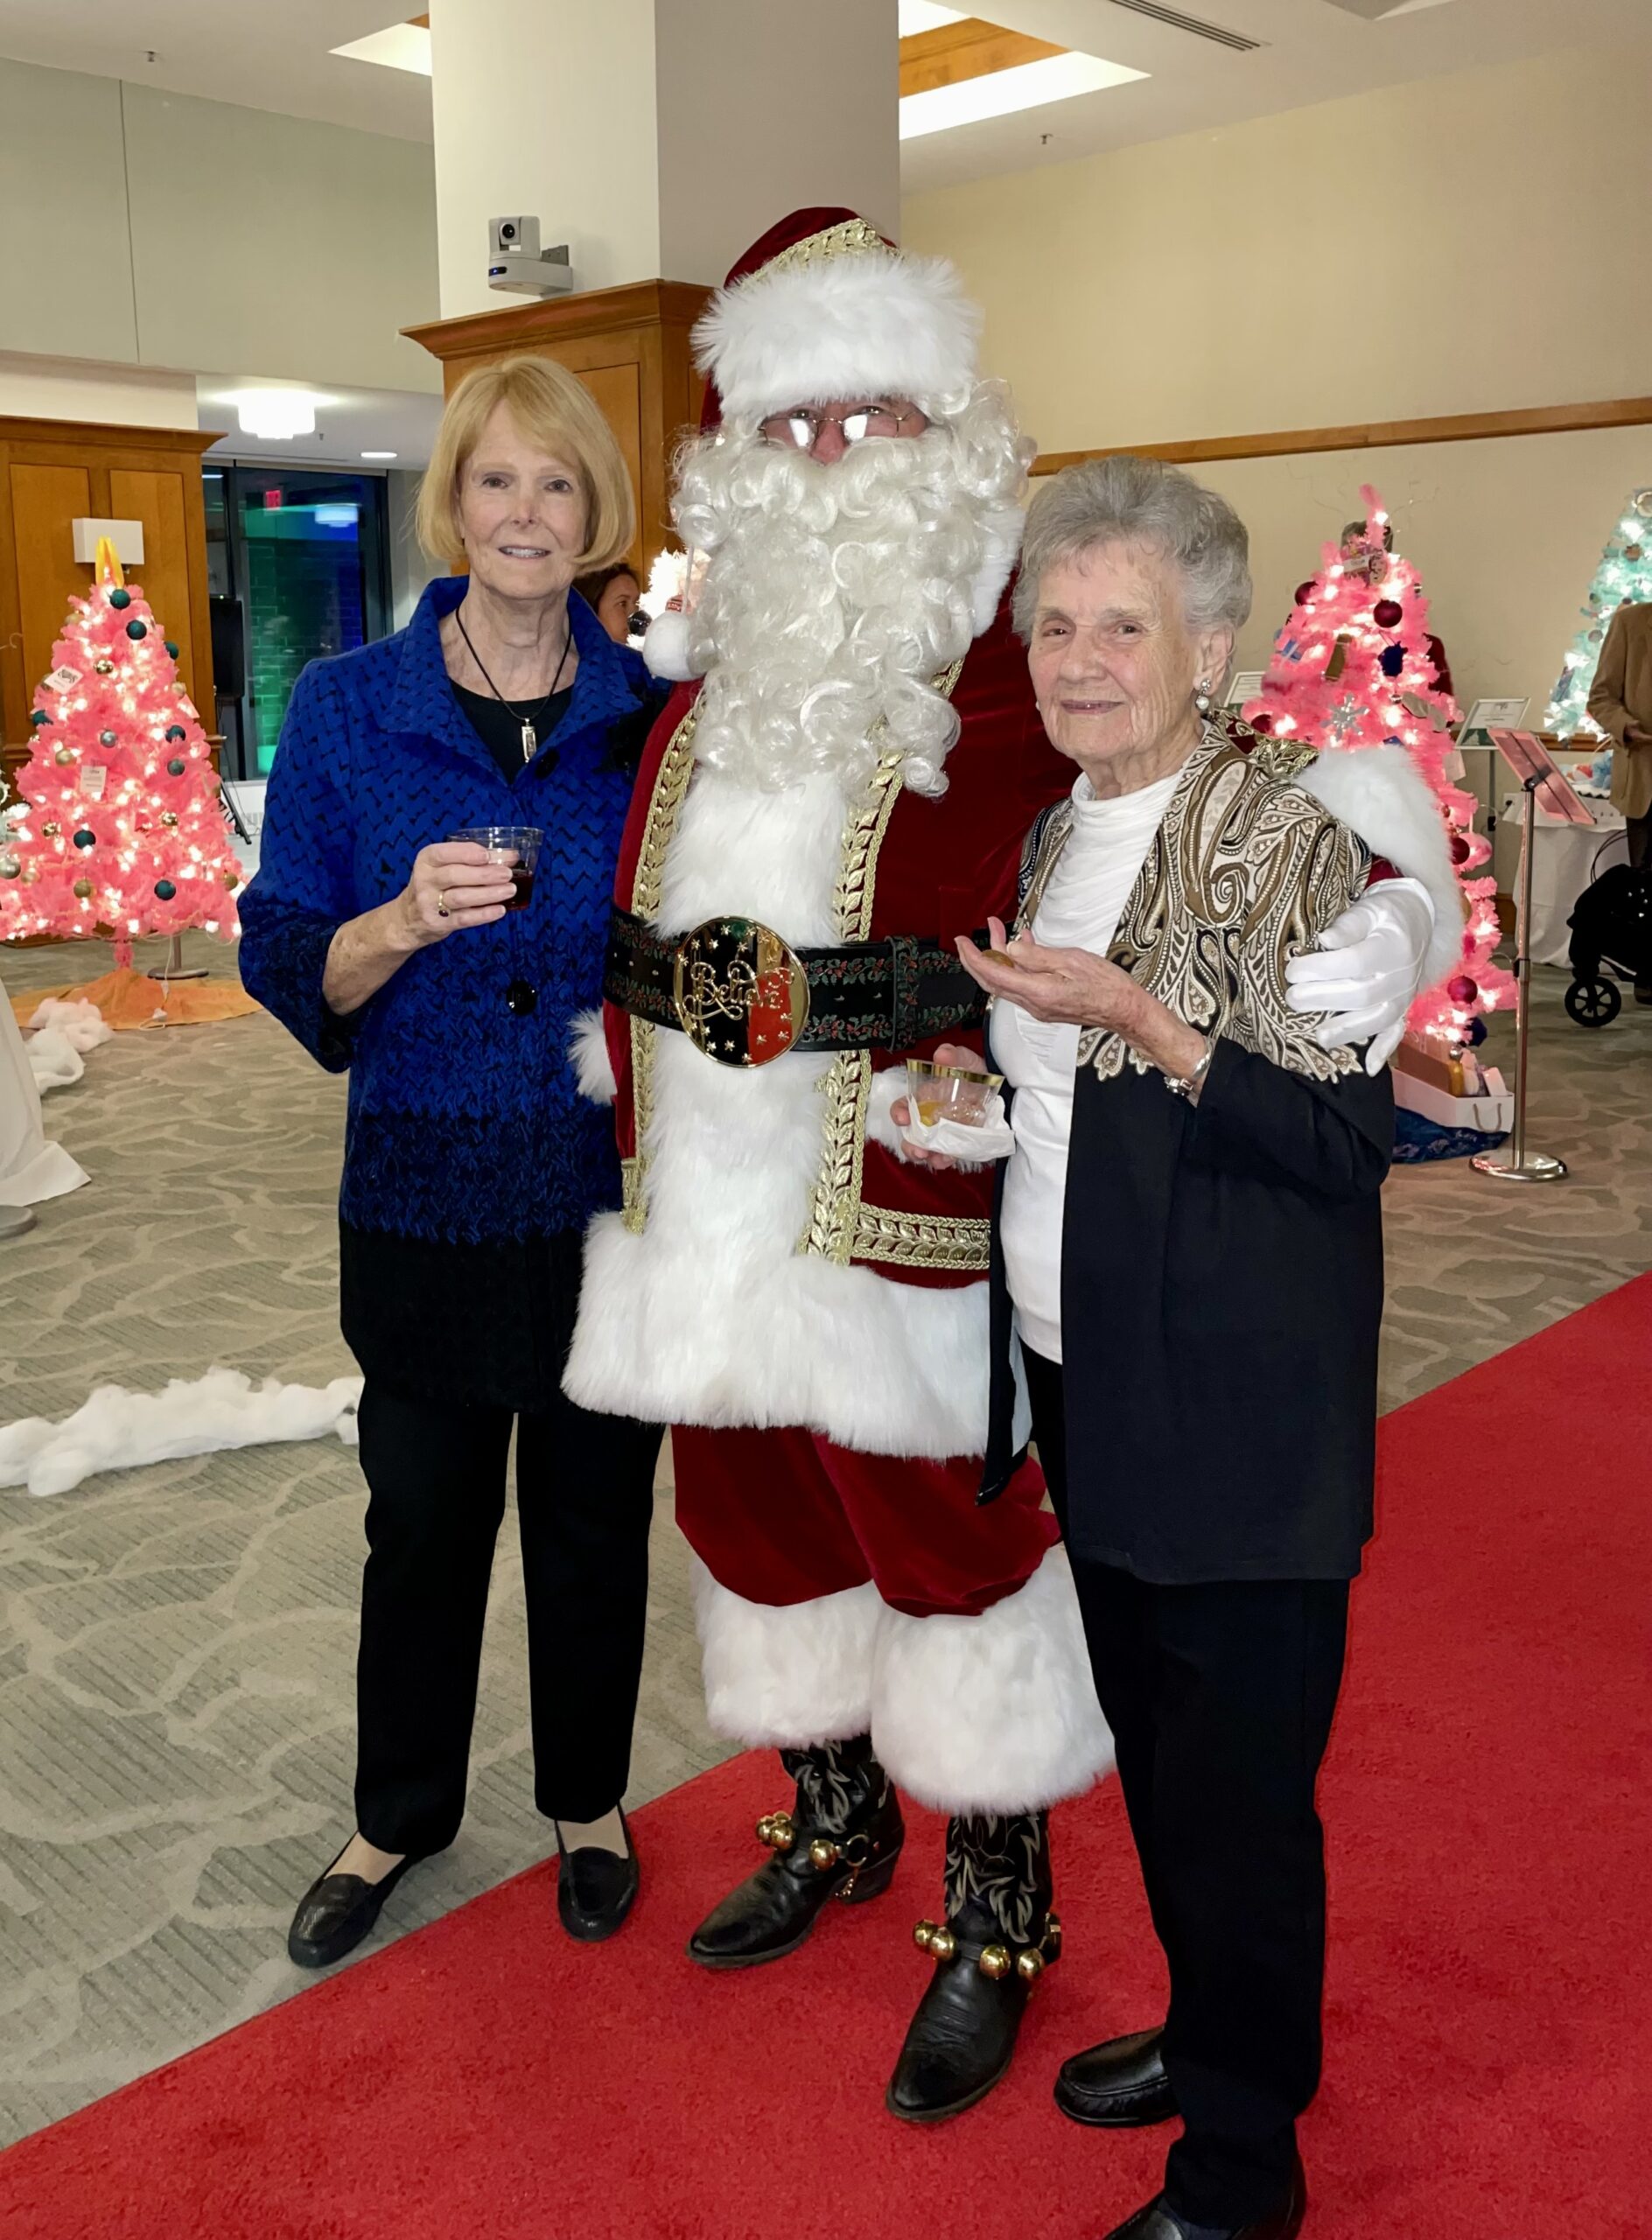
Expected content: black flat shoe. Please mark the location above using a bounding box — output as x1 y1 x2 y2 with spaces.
287 1843 424 1969
1055 2025 1178 2128
1099 2159 1306 2240
885 1901 1062 2123
687 1788 905 1970
556 1810 640 1942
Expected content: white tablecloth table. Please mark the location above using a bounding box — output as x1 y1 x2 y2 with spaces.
0 973 88 1208
1505 795 1630 970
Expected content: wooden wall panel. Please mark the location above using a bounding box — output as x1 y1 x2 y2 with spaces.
108 468 198 702
11 463 93 710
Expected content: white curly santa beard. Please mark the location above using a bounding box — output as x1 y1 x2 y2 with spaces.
670 389 1026 798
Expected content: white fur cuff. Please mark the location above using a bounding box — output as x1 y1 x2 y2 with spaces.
691 1560 880 1748
865 1068 914 1161
569 1008 617 1104
1297 743 1465 990
871 1547 1114 1815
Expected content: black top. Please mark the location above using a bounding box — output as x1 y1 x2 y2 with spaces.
452 679 574 784
983 1040 1393 1584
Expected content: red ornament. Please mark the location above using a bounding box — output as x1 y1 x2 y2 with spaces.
1451 834 1471 864
1294 581 1315 606
1448 975 1478 1004
1250 710 1273 732
1374 598 1404 629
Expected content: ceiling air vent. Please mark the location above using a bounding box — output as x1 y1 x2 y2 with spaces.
1106 0 1263 52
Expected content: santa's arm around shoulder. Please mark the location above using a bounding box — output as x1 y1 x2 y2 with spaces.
1286 743 1466 1073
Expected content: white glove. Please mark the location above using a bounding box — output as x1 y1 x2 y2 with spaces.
1284 877 1436 1076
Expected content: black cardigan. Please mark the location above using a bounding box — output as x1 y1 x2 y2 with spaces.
982 984 1394 1586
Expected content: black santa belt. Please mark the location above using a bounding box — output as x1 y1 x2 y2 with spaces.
604 905 986 1069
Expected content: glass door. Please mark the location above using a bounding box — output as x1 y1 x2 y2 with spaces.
214 468 390 777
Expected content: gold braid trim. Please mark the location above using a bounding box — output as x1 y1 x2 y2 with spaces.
850 1206 991 1271
801 654 971 1270
622 702 701 1232
760 218 889 276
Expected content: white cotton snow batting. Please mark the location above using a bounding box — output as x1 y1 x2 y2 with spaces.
0 1368 364 1498
27 998 113 1054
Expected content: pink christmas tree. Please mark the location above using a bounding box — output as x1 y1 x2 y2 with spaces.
0 547 242 966
1242 488 1514 1057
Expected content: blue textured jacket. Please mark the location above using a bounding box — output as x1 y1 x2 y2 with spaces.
239 576 654 1246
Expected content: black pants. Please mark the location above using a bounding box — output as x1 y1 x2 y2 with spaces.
354 1379 662 1855
1025 1348 1350 2227
1628 812 1651 873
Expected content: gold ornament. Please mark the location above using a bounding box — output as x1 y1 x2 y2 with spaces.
95 659 115 675
926 1926 956 1963
74 878 94 900
756 1811 795 1852
161 812 178 828
42 822 60 837
223 870 241 890
54 746 74 766
977 1944 1012 1981
0 853 20 879
1015 1950 1044 1984
807 1838 838 1872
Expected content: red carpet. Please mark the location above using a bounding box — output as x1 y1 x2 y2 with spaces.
4 1278 1649 2238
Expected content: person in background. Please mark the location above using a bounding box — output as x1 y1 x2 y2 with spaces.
1340 519 1452 700
575 560 643 645
240 354 664 1970
1587 596 1652 1001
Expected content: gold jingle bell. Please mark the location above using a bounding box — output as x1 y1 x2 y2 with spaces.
913 1920 937 1952
807 1837 838 1872
756 1810 795 1851
977 1943 1012 1981
927 1925 957 1963
1015 1949 1045 1984
74 878 94 900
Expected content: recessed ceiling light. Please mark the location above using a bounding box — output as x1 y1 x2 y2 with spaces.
331 23 431 76
361 450 399 460
235 390 318 440
900 52 1147 140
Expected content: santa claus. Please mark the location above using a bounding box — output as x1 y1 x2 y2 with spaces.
564 208 1452 2121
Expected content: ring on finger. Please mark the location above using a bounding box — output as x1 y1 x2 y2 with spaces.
437 890 451 918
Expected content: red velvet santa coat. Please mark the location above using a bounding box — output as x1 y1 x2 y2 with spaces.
564 585 1071 1460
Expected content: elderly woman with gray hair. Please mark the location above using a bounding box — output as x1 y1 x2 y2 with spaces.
904 456 1440 2236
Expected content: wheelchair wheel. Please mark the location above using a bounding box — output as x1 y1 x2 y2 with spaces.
1564 977 1621 1026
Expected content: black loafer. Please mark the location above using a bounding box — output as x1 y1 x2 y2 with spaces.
556 1810 639 1942
287 1845 424 1969
1100 2158 1306 2240
1055 2025 1178 2128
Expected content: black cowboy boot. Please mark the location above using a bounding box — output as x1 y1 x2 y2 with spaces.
886 1809 1061 2122
687 1733 905 1970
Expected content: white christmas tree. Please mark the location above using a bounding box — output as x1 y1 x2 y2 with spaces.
1545 485 1652 794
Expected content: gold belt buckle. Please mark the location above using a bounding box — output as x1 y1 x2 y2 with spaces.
672 916 810 1068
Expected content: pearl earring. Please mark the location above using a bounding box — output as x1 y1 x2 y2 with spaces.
1194 679 1214 718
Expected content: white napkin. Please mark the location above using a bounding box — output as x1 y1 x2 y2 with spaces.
901 1090 1016 1164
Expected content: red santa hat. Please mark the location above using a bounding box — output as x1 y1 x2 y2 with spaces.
692 206 983 424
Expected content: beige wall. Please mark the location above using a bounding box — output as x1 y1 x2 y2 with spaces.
0 57 440 396
903 40 1652 455
0 354 200 430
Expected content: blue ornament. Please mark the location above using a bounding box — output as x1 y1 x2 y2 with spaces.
108 587 131 609
164 641 178 659
1467 1016 1488 1046
30 710 49 728
1380 645 1405 677
166 758 186 776
164 724 186 741
73 828 95 850
154 878 177 901
125 619 147 640
100 730 117 746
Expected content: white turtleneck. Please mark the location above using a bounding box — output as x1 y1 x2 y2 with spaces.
994 766 1182 1365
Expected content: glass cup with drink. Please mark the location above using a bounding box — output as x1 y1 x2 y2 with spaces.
448 826 543 912
904 1056 1005 1128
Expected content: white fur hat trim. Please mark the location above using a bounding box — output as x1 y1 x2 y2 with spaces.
695 248 981 421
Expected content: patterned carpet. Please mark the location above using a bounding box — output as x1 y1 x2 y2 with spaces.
1 932 1648 2146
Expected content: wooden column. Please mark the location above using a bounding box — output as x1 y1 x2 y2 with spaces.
0 417 220 784
402 281 711 577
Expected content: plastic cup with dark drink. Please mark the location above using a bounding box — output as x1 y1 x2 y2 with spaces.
449 826 543 911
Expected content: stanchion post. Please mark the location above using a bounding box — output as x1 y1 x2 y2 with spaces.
1472 772 1567 1183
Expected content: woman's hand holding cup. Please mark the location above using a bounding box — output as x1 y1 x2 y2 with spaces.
890 1041 982 1171
398 842 516 948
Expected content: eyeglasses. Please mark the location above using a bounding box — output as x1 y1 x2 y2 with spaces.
758 403 928 450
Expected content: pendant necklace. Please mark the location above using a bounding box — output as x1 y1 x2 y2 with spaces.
455 606 574 763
